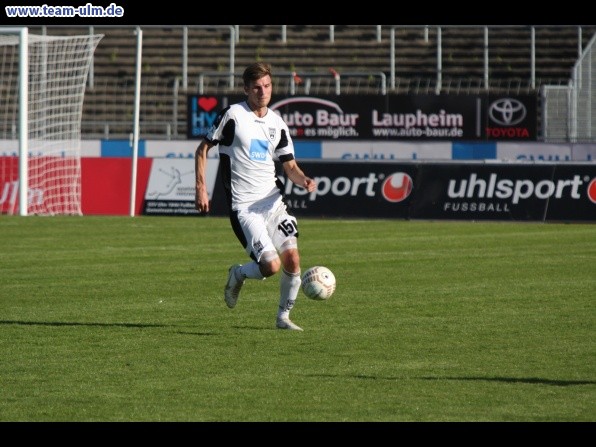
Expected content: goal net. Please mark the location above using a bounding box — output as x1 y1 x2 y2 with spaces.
0 29 103 215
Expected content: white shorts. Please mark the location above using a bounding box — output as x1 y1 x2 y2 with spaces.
233 197 299 263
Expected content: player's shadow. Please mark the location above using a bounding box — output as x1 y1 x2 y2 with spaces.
0 319 169 328
1 320 220 336
420 376 596 387
304 373 595 387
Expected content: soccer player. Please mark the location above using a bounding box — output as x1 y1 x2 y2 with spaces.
194 62 317 331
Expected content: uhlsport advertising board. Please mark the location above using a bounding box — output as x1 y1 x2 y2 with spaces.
135 158 595 221
280 161 596 221
2 156 593 221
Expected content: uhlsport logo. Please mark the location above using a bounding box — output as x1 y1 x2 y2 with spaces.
588 178 596 204
381 172 414 202
283 171 413 204
443 173 596 213
488 98 526 126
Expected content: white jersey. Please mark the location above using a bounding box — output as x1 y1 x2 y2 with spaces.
206 101 295 211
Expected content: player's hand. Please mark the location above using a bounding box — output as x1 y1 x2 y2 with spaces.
303 177 316 193
195 190 210 213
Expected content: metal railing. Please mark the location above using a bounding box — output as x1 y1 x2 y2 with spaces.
78 73 579 140
542 33 596 142
196 71 387 95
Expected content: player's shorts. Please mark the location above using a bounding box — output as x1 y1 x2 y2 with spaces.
233 197 299 263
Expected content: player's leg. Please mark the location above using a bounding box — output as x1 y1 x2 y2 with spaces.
224 209 278 308
275 246 303 330
235 208 281 278
269 204 303 331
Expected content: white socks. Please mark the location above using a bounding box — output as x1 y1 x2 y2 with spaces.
238 262 264 280
278 269 301 319
236 264 301 320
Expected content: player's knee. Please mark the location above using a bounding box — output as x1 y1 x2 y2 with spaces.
260 260 281 277
259 251 281 277
281 248 300 273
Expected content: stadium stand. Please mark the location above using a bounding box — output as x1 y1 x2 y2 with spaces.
26 25 596 139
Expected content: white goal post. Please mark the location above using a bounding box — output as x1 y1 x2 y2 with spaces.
0 27 103 216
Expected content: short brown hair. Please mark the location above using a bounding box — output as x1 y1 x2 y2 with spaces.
242 62 272 86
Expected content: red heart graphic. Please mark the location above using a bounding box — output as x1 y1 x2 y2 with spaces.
198 97 218 112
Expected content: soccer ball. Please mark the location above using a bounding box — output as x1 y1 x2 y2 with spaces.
301 266 336 300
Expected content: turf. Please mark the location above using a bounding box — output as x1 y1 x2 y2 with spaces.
0 216 594 422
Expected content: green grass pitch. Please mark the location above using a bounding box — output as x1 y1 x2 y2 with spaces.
0 215 594 422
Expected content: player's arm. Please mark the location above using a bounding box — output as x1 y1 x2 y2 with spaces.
282 159 316 193
195 139 215 213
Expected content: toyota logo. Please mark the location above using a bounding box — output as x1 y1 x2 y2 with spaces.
489 98 526 126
